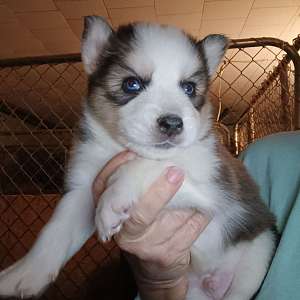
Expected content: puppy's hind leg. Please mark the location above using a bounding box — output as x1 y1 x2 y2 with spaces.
224 230 275 300
0 188 95 298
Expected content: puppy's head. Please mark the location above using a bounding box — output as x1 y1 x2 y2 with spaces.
82 16 228 158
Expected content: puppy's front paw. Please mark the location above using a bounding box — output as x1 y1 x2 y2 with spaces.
95 165 140 242
95 184 134 242
95 199 131 242
0 257 59 298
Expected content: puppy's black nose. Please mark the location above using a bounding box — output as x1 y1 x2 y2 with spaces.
157 114 183 136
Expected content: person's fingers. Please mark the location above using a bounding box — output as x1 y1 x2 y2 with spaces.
166 213 210 252
154 209 197 240
119 166 184 237
119 213 207 266
116 209 195 248
92 151 136 202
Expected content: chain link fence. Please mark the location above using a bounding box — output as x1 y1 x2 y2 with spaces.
211 36 300 154
233 54 298 153
1 36 299 299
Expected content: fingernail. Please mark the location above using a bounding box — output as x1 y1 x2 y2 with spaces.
166 166 184 184
126 151 136 161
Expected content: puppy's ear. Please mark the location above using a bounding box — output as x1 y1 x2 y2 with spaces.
197 34 229 77
81 16 113 75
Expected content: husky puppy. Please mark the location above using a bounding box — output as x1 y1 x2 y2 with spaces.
0 16 275 300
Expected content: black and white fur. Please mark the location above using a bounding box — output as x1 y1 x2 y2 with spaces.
0 17 275 300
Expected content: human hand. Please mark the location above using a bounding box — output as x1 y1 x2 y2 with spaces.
93 151 210 300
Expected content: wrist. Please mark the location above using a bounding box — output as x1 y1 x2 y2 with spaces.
137 275 188 300
125 252 189 300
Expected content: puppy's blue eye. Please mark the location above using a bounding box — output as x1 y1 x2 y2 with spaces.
122 77 142 93
181 82 196 97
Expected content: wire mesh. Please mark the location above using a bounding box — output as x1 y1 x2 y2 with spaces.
234 59 296 153
210 37 300 153
0 36 299 299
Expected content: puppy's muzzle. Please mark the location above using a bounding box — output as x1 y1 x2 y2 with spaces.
157 114 183 137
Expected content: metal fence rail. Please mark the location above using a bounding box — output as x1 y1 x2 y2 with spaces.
0 36 299 299
230 36 300 153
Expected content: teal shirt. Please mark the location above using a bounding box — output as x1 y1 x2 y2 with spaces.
240 131 300 300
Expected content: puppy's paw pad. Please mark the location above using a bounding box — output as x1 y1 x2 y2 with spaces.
95 205 130 242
